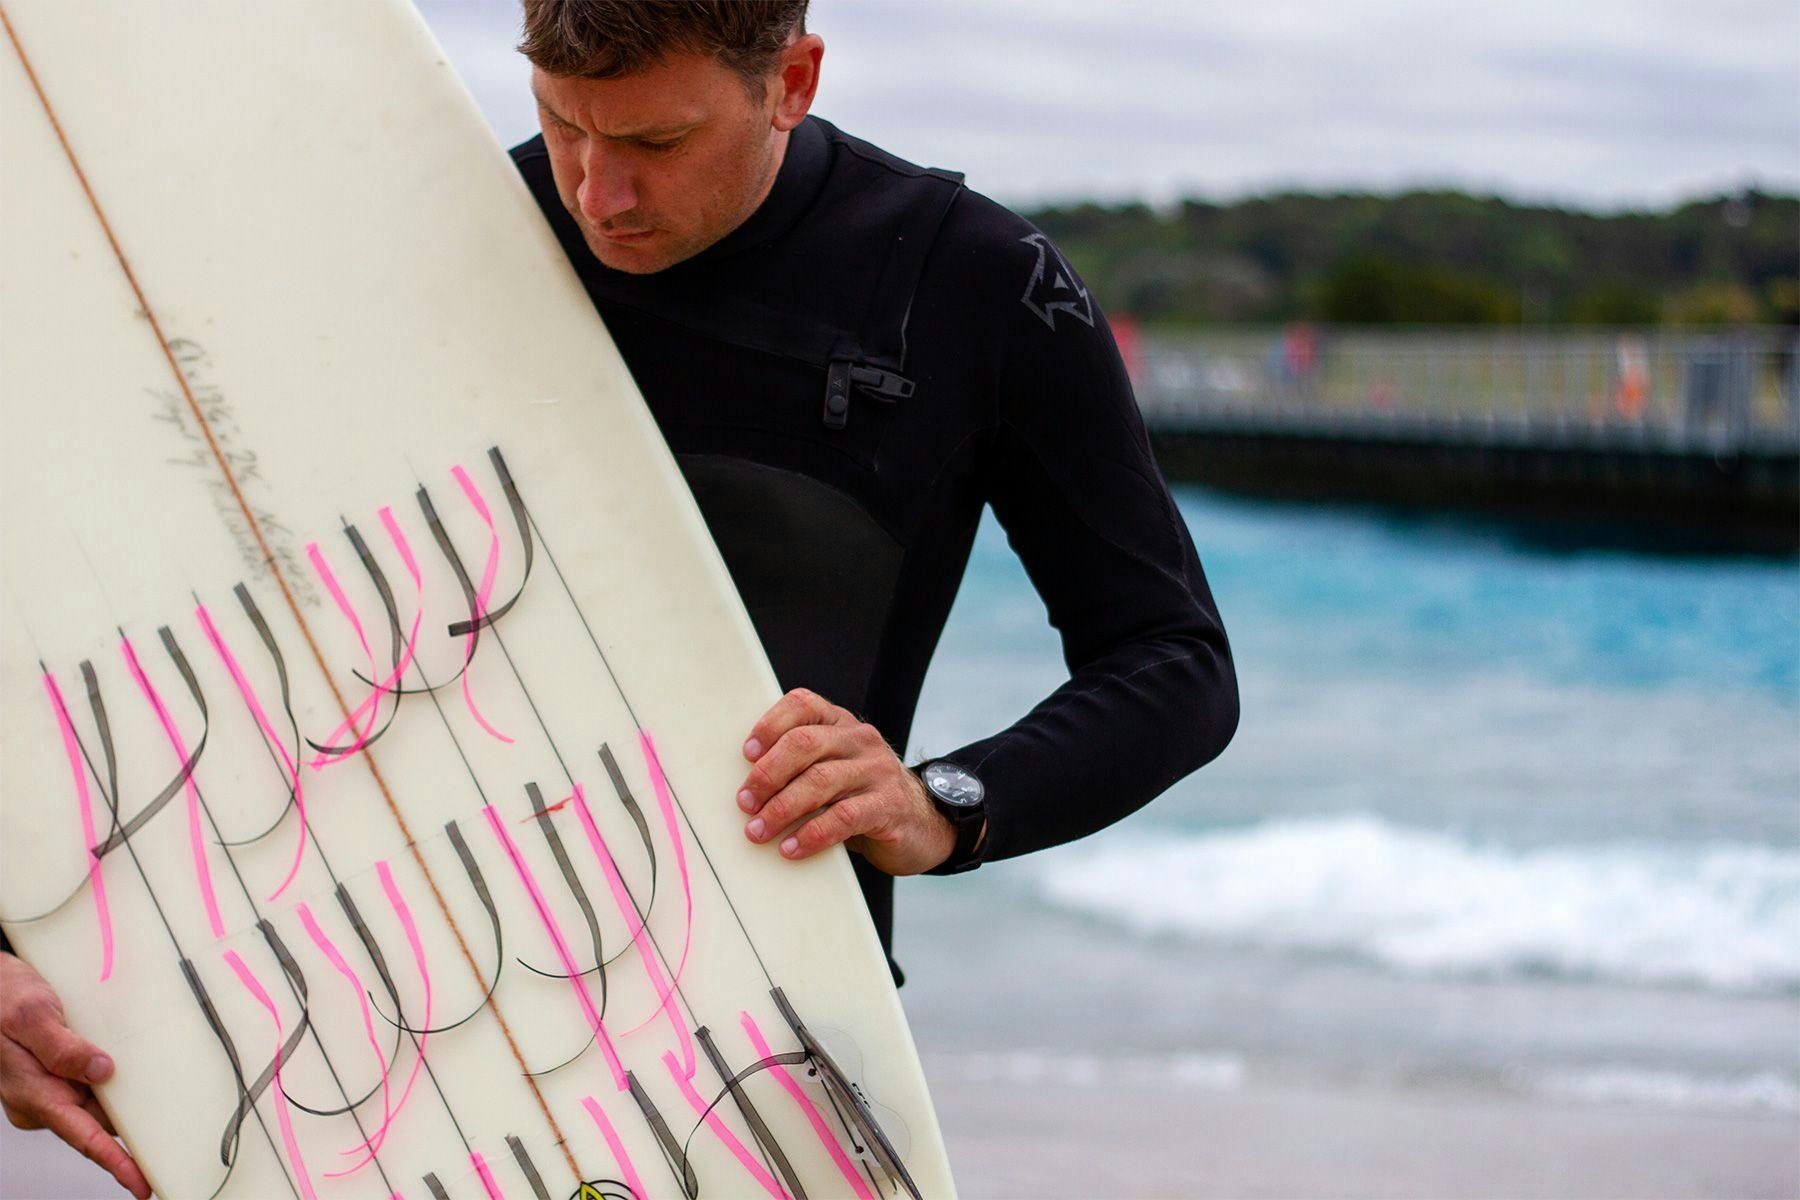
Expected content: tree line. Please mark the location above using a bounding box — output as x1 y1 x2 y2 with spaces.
1025 188 1797 327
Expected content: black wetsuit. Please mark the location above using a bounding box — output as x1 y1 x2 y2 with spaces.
510 116 1238 984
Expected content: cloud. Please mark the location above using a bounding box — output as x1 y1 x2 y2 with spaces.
416 0 1800 210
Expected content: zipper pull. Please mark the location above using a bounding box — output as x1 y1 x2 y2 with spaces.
823 362 915 430
848 365 915 402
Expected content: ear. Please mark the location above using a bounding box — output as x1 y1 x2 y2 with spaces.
770 33 824 131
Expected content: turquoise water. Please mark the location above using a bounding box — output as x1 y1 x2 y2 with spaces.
906 489 1800 992
898 489 1799 1114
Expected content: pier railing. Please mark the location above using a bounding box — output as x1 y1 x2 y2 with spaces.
1131 325 1800 456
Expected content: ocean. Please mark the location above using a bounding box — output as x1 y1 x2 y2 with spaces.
894 486 1800 1133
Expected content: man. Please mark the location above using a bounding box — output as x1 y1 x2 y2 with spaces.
1 3 1237 1194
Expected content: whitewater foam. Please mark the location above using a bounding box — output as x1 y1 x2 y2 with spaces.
1032 815 1800 993
1523 1066 1800 1115
925 1050 1247 1092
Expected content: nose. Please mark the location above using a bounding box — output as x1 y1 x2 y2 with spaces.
576 142 639 226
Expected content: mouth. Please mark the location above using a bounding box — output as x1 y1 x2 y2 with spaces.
598 227 656 245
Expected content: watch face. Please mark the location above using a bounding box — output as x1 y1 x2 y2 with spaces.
922 761 984 808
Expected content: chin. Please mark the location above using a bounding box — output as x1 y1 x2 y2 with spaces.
581 229 689 275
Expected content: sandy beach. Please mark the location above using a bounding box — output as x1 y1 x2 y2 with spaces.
5 1068 1796 1199
928 1066 1800 1199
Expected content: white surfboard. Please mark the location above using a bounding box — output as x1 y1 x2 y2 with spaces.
0 2 954 1197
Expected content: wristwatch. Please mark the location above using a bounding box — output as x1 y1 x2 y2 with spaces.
914 759 988 875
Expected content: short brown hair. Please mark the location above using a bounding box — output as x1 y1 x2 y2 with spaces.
519 0 809 91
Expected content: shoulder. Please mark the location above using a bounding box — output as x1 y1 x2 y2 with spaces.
812 117 958 186
935 189 1093 329
833 123 1095 338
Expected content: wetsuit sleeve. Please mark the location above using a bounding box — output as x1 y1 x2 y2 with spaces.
930 239 1238 869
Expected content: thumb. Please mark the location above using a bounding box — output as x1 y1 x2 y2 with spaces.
12 1011 111 1087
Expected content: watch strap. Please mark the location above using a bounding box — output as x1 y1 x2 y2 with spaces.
916 762 988 876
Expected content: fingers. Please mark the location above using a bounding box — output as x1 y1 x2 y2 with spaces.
0 1034 81 1132
781 794 879 861
80 1091 117 1136
744 743 869 848
741 687 850 763
40 1098 150 1200
4 992 111 1088
740 712 869 813
0 957 142 1196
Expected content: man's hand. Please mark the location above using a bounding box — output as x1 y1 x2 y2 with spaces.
738 688 957 875
0 953 149 1200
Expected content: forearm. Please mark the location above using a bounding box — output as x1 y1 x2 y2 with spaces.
942 623 1237 863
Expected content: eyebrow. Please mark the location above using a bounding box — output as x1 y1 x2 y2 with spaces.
530 89 698 141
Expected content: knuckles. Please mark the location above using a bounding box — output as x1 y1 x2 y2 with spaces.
798 799 862 853
799 759 838 793
0 992 55 1041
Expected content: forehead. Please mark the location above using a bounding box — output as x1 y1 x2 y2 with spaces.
530 56 753 136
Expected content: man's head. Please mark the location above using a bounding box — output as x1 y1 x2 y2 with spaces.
519 0 820 274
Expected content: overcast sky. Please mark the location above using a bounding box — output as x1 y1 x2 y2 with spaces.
417 0 1799 212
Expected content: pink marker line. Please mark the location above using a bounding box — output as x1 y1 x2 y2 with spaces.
482 806 626 1090
222 949 317 1200
450 466 512 745
637 732 694 1000
41 671 112 982
471 1150 507 1199
303 539 387 768
663 1051 792 1200
569 785 695 1079
580 1096 647 1200
307 510 426 770
295 903 391 1177
741 1012 876 1199
121 633 224 939
307 511 428 769
351 860 433 1156
196 603 309 901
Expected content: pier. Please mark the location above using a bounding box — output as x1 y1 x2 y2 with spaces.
1133 325 1800 552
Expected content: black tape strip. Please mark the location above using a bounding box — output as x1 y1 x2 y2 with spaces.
218 982 312 1169
259 917 392 1118
82 661 123 843
520 783 609 1006
445 447 536 637
214 583 306 848
88 629 211 858
674 1048 813 1180
373 821 504 1036
308 522 403 754
627 1070 699 1199
423 1172 450 1200
179 957 256 1168
507 1134 552 1200
337 883 399 1001
0 662 130 926
771 987 922 1200
378 485 479 696
596 743 659 920
421 483 486 650
696 1025 807 1200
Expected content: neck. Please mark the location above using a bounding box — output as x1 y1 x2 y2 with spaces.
739 126 791 232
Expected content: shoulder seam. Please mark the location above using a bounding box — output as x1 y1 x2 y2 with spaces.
829 133 961 184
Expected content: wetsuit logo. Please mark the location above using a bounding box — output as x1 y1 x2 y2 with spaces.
1019 232 1095 331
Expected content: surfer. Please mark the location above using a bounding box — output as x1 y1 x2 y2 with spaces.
508 1 1237 974
1 5 1236 1191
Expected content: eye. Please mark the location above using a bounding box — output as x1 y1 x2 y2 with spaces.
635 137 681 153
